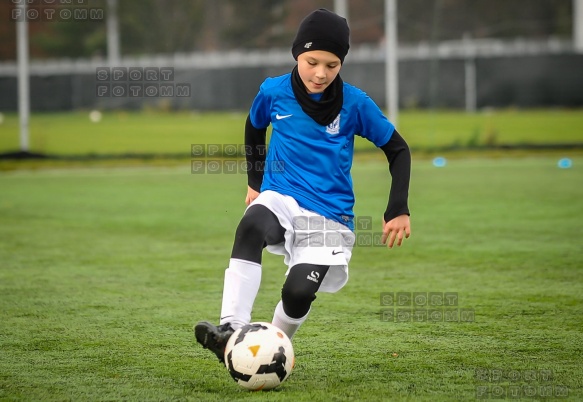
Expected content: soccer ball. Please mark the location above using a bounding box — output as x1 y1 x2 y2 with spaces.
224 322 294 391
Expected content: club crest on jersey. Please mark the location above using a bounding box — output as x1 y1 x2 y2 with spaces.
326 114 341 135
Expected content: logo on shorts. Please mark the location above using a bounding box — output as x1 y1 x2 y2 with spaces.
307 271 320 283
332 250 344 255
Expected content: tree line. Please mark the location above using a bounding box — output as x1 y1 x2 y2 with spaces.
0 0 573 61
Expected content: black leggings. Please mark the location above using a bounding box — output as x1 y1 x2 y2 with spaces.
231 204 330 319
281 263 329 319
231 204 286 263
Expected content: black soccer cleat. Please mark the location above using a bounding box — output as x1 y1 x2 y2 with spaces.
194 321 235 364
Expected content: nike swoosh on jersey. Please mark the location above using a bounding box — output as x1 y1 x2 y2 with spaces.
275 114 293 120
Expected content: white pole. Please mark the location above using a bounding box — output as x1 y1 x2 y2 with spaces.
334 0 349 19
107 0 120 65
574 0 583 53
463 33 477 113
16 1 30 152
385 0 398 126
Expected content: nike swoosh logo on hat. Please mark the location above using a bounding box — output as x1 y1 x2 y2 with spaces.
276 114 293 120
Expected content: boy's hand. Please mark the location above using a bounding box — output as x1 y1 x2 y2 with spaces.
245 186 260 206
381 214 411 248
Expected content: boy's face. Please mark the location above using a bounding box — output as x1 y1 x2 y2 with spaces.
297 50 341 94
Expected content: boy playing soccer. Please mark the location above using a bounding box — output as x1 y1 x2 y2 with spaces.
195 8 411 363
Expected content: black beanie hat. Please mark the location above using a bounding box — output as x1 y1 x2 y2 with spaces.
291 8 350 64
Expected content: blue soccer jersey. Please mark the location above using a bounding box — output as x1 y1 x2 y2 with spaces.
249 73 395 231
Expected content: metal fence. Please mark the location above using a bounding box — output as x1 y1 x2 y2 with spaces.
0 38 581 111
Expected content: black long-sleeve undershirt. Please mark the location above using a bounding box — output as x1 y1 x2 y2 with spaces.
245 114 411 222
245 114 267 192
379 129 411 222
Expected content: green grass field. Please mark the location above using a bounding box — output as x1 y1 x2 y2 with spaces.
1 152 582 400
1 109 582 157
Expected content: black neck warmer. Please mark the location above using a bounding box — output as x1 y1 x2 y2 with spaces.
291 65 344 126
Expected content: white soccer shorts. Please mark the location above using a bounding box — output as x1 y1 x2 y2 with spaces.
248 190 355 293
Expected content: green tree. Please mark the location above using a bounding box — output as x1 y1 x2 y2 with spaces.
119 0 204 55
221 0 290 49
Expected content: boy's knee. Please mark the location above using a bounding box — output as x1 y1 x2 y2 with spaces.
236 208 265 237
281 263 329 319
236 205 278 235
231 205 285 263
281 282 316 319
282 282 317 305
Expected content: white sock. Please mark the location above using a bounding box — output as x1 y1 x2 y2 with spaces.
271 300 310 340
219 258 262 330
